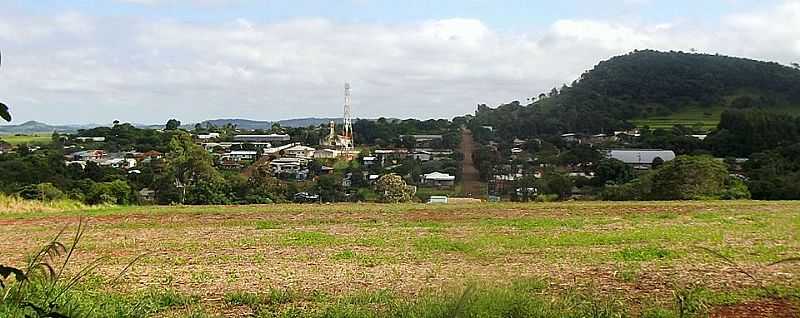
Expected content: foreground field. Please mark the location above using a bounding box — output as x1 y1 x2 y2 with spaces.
1 201 799 317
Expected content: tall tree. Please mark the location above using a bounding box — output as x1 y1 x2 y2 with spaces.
165 119 181 131
0 50 10 122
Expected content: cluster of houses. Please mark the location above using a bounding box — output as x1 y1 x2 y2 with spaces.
64 149 163 170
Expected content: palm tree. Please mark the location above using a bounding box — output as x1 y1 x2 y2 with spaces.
1 50 9 121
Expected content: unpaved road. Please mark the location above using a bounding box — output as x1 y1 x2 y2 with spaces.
459 128 483 198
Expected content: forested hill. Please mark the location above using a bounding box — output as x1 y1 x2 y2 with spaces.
472 50 800 139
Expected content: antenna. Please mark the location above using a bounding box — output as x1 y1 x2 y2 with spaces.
343 82 353 151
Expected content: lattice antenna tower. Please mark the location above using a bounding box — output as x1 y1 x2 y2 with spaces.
343 82 354 151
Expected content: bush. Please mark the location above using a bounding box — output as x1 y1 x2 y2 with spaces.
720 177 751 200
86 180 133 205
651 155 728 200
18 183 65 201
376 174 414 203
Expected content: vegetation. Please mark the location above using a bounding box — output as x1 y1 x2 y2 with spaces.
1 201 798 317
603 155 748 201
472 50 800 139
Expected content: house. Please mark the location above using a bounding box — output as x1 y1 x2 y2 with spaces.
233 134 291 143
399 134 443 147
0 140 12 154
589 134 618 144
561 133 589 144
196 133 221 140
411 150 433 161
136 150 163 162
75 136 106 142
361 156 378 166
314 149 340 159
605 149 676 170
227 150 258 161
285 145 316 159
270 157 307 174
138 188 156 202
374 149 409 161
421 172 456 187
68 150 107 161
99 158 137 169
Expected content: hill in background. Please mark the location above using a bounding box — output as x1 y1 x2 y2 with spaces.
474 50 800 138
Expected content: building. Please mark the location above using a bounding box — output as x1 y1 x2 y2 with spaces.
233 134 291 143
99 158 137 169
0 140 12 154
284 145 316 159
196 133 221 140
421 172 456 187
138 188 156 202
270 157 308 174
411 150 433 161
314 149 340 159
605 149 676 170
227 150 258 161
68 150 107 161
75 136 106 142
400 134 443 147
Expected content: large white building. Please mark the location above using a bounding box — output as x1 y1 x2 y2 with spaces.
605 149 676 170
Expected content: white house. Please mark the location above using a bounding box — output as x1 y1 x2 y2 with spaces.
605 149 676 170
75 136 106 142
98 158 137 169
314 149 340 159
421 172 456 187
285 145 316 159
228 150 258 161
270 157 307 174
197 133 221 140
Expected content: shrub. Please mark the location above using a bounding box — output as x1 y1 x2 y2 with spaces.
18 183 65 201
375 174 414 203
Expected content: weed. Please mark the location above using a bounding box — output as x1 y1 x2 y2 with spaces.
615 246 672 262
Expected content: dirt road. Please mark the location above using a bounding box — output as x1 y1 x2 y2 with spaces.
459 128 483 198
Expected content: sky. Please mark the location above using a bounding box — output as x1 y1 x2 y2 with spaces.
1 0 799 125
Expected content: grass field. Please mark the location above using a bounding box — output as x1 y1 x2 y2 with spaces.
0 133 53 145
630 103 800 132
1 201 798 317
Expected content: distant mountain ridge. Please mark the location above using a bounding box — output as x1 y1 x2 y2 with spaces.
200 117 343 129
0 117 348 134
0 121 97 134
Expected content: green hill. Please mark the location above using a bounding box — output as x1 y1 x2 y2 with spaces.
473 50 800 138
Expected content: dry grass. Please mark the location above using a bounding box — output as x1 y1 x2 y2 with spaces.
1 201 798 316
0 194 91 214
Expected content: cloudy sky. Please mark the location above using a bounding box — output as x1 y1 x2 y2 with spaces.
1 0 799 125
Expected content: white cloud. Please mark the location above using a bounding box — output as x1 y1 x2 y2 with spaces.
1 2 800 124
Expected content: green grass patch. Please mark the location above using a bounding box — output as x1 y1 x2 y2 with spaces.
282 231 337 247
0 134 53 145
481 217 584 230
614 246 672 262
413 235 473 253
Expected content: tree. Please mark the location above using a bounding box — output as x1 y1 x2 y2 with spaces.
650 155 728 200
594 158 634 185
0 50 10 122
375 174 413 203
160 132 221 203
165 119 181 131
792 62 800 70
541 173 573 200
